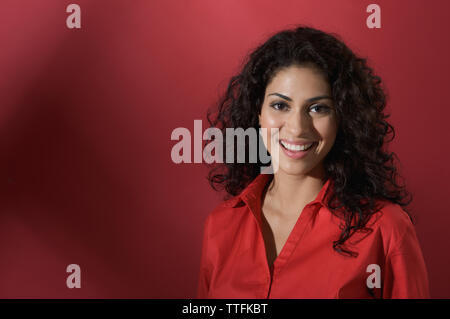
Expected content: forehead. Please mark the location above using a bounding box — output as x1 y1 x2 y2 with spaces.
265 65 330 96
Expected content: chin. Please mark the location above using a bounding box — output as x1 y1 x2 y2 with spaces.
277 156 326 175
277 163 314 176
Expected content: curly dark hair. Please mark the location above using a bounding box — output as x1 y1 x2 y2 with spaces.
204 24 413 257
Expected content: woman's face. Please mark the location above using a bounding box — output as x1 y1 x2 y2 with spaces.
259 64 338 177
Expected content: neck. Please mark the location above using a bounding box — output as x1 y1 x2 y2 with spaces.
265 166 327 217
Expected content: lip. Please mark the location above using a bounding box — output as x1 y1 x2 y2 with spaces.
279 140 317 159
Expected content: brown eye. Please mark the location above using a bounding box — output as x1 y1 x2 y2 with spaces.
270 102 289 111
310 104 331 114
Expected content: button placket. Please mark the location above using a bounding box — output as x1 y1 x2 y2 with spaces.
272 203 319 277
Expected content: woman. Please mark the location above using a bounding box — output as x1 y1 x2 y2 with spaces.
197 25 429 298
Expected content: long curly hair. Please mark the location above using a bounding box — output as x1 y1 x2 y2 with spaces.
205 25 413 257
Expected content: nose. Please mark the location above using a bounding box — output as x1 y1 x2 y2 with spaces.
285 108 311 135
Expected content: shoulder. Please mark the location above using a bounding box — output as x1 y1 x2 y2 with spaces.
203 195 245 230
368 200 418 255
372 201 413 232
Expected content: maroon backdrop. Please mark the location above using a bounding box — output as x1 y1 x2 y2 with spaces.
0 0 449 298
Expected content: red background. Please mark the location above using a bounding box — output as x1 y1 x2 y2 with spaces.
0 0 449 298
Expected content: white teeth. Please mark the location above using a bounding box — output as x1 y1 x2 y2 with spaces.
280 141 314 151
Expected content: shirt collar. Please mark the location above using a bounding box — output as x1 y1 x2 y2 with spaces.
226 173 334 212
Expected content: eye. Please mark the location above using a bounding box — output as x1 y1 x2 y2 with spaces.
309 104 331 114
270 101 289 111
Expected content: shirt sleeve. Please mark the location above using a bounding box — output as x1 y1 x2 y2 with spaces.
196 214 213 299
382 221 430 298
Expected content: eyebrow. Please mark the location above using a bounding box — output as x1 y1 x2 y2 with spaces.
268 93 332 103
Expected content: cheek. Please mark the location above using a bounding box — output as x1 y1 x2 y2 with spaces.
315 117 338 144
260 109 284 140
260 111 281 128
259 110 283 149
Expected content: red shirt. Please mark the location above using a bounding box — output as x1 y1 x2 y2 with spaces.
197 173 430 298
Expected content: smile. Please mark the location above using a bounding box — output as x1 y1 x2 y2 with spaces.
279 140 317 159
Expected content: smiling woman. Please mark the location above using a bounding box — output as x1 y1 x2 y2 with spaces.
259 65 338 178
198 25 430 299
